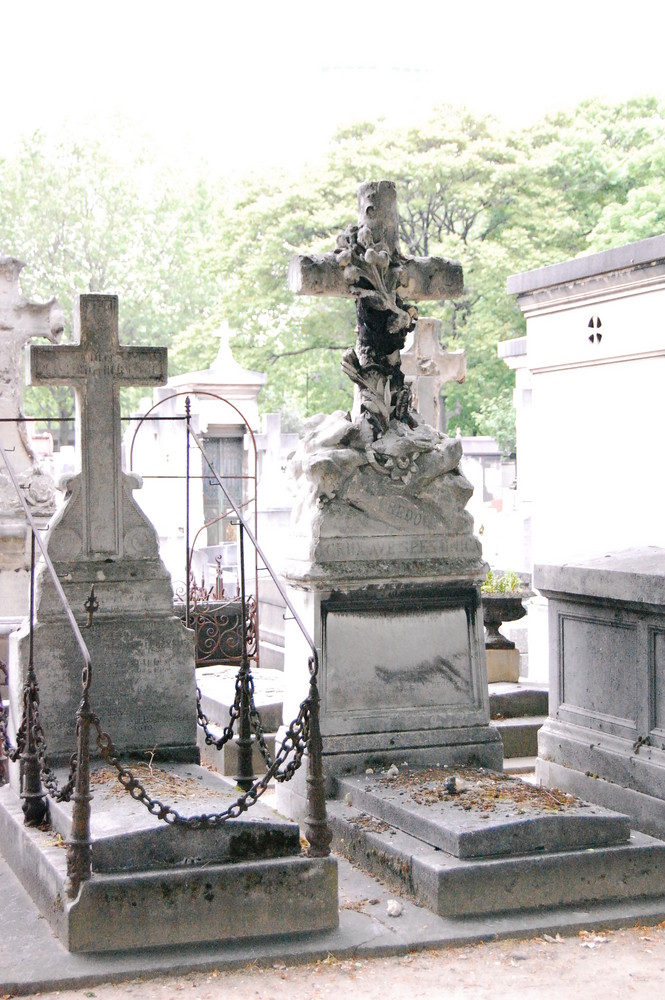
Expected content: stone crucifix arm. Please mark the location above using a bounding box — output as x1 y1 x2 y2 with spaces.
289 250 463 302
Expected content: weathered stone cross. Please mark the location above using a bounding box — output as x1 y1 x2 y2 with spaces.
400 317 466 430
288 181 463 435
289 180 463 306
28 295 167 557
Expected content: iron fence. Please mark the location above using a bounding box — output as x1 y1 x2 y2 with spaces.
0 428 330 901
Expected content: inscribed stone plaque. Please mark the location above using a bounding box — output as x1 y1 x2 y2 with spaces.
323 606 477 735
560 614 637 734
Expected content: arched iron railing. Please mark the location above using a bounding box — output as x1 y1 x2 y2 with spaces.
0 428 330 900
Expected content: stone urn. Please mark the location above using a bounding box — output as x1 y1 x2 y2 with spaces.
481 593 530 650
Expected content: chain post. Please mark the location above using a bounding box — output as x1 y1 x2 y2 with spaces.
20 531 47 826
235 520 254 791
65 660 93 897
303 655 332 857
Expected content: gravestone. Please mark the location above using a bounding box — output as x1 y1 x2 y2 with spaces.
8 295 198 766
535 548 665 838
0 255 63 661
400 316 466 430
277 181 501 820
1 293 338 952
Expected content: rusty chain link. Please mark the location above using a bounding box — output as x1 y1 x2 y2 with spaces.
92 686 313 827
1 661 76 800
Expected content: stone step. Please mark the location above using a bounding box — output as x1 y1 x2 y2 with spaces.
258 638 285 671
503 756 537 775
489 682 549 719
327 795 665 918
494 716 544 758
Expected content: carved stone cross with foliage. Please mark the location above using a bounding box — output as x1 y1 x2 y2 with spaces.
289 180 463 440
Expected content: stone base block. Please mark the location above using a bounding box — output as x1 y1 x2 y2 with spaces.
196 665 283 733
197 726 276 777
337 770 629 858
325 765 665 920
485 648 520 683
329 798 665 918
9 614 199 767
537 719 665 839
0 775 338 953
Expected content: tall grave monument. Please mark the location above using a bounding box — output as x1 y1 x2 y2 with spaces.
2 294 337 952
277 181 501 817
8 295 198 765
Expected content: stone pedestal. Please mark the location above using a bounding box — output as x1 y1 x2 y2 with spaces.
485 648 521 683
535 548 665 838
8 472 199 770
276 411 502 821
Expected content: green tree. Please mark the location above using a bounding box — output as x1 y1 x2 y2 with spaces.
0 127 223 425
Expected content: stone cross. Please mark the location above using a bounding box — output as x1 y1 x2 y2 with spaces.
0 255 64 468
289 180 463 304
288 181 463 436
28 295 167 557
400 317 466 430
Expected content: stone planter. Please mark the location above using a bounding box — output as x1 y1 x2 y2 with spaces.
481 593 530 684
481 594 529 650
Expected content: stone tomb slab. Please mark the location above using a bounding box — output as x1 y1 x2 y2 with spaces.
535 548 665 838
48 762 298 873
0 765 338 953
328 796 665 919
337 767 630 859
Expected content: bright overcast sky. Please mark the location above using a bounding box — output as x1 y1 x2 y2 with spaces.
4 0 665 175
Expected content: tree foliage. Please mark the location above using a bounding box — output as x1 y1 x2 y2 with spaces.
2 99 665 449
0 127 223 420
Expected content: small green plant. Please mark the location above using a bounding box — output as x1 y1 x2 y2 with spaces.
481 569 522 594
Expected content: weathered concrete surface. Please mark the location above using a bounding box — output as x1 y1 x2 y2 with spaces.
535 548 665 838
0 778 338 954
336 769 630 859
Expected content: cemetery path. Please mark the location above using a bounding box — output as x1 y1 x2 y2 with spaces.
23 920 665 1000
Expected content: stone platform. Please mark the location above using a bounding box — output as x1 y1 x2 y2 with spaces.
0 764 338 953
328 766 665 918
197 665 283 734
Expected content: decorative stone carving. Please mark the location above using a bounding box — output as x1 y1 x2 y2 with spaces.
284 181 480 586
290 180 463 442
0 254 63 510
